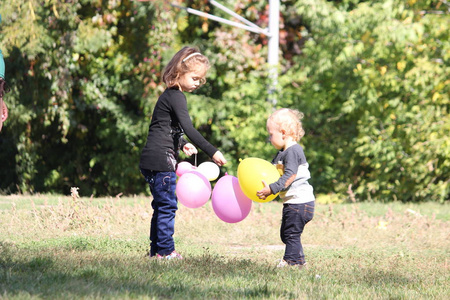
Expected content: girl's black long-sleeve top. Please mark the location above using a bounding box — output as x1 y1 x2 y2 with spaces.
139 87 218 172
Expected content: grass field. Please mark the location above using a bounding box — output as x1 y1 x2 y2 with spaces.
0 194 448 299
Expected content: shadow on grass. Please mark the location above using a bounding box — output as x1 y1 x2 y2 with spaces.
0 242 297 299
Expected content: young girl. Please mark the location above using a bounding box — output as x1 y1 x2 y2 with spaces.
140 46 227 259
0 14 9 132
257 108 315 268
0 50 8 132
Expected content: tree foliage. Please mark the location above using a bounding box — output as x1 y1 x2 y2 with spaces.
0 0 169 195
280 0 449 202
0 0 448 202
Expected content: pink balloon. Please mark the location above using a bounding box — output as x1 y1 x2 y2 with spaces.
211 175 252 223
176 171 211 208
176 161 195 177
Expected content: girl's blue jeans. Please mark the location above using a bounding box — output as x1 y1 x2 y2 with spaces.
141 169 178 256
281 201 315 265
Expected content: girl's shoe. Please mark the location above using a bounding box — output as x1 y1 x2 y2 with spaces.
157 251 183 260
277 259 307 269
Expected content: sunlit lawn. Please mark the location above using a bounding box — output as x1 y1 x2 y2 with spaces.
1 194 448 299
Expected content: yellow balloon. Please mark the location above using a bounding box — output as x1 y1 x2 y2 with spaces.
237 157 280 203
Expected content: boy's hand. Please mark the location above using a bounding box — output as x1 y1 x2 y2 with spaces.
212 151 227 166
182 143 198 156
257 180 272 200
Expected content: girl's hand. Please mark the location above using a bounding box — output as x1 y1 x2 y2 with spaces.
257 180 272 200
212 151 227 166
182 143 198 156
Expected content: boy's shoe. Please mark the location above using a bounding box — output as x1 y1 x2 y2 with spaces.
277 259 307 269
277 259 289 268
156 251 183 260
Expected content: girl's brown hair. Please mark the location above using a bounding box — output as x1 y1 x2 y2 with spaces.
268 108 305 142
162 46 210 88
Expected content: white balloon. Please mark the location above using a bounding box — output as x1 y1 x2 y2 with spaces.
197 162 220 181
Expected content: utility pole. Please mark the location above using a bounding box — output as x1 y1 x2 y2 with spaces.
267 0 279 106
171 0 280 106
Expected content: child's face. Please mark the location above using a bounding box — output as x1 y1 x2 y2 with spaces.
178 66 207 92
267 120 285 150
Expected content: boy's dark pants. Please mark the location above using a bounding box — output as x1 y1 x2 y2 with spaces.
281 201 315 265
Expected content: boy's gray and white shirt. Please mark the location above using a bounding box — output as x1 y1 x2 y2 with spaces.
268 143 315 204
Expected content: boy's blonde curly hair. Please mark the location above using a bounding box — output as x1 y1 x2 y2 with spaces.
268 108 305 142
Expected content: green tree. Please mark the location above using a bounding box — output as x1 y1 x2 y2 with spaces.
0 0 174 195
279 0 449 202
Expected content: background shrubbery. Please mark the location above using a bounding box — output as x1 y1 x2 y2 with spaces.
0 0 448 202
